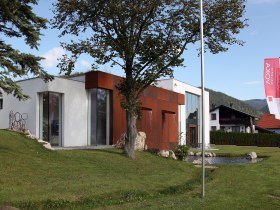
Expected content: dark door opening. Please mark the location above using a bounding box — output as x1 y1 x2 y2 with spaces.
188 125 198 147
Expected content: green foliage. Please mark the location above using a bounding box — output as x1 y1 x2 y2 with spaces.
207 88 263 117
174 144 190 160
244 99 269 114
0 0 53 100
52 0 247 156
0 129 198 208
210 131 280 147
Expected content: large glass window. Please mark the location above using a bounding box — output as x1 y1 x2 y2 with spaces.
40 92 62 146
185 92 200 147
90 89 111 145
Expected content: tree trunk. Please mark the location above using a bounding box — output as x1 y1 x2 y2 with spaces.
124 110 138 159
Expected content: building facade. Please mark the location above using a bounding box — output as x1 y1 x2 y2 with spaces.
0 71 186 150
210 105 256 133
157 79 210 147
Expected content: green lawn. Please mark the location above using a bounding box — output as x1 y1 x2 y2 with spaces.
0 130 280 209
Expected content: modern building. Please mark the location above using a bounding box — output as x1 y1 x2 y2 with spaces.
157 79 210 147
0 71 210 149
0 71 182 149
210 105 257 133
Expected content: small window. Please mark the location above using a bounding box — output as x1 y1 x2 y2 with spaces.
211 126 217 131
211 113 216 120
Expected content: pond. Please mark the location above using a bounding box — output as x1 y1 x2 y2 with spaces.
186 156 264 164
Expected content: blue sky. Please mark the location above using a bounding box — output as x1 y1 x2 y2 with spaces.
10 0 280 100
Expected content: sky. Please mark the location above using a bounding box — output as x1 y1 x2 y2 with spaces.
9 0 280 100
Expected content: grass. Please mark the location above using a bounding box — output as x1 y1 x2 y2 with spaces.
0 129 280 209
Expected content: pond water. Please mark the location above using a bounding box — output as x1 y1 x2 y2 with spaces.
186 156 264 164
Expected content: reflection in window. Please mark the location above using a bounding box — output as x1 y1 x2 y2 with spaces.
185 92 200 146
40 92 62 146
0 91 3 109
90 89 111 145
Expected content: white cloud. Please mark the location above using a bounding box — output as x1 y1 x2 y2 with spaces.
248 0 279 4
80 60 92 70
250 30 258 36
41 47 65 68
244 80 262 85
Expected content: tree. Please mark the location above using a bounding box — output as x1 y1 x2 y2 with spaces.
52 0 247 158
0 0 53 100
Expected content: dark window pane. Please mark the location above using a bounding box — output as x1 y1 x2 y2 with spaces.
49 93 61 146
185 92 200 147
90 89 97 145
90 89 111 145
42 92 49 141
40 92 61 146
97 89 107 145
0 98 3 109
211 113 216 120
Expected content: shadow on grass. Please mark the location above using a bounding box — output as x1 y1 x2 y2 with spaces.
86 148 127 157
14 171 212 210
158 176 200 196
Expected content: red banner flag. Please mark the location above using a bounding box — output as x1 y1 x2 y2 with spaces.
264 58 280 119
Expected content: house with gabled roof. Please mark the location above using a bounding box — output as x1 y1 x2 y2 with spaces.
210 105 257 133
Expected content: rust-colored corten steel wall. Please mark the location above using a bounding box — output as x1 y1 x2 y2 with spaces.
86 71 185 150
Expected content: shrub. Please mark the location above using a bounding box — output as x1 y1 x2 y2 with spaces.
174 145 190 160
210 131 280 147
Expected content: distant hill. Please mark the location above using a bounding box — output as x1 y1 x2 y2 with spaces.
260 105 270 113
244 99 269 114
207 88 263 117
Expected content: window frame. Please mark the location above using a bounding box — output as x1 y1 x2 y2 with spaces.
211 113 216 120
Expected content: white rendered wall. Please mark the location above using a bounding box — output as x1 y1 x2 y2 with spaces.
68 75 86 82
209 109 220 130
157 79 210 147
46 77 88 147
0 78 47 135
0 77 88 147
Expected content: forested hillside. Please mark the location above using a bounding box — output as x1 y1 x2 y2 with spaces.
244 99 269 114
207 88 263 117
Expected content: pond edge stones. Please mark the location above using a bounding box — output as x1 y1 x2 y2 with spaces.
247 152 257 160
188 151 216 157
158 150 177 160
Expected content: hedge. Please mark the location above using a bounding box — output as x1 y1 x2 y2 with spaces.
210 131 280 147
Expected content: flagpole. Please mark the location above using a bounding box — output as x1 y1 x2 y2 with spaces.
199 0 206 198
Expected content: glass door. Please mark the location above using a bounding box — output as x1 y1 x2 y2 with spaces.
90 89 111 145
40 92 62 146
190 127 197 147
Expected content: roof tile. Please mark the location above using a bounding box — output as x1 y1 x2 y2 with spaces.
257 114 280 129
